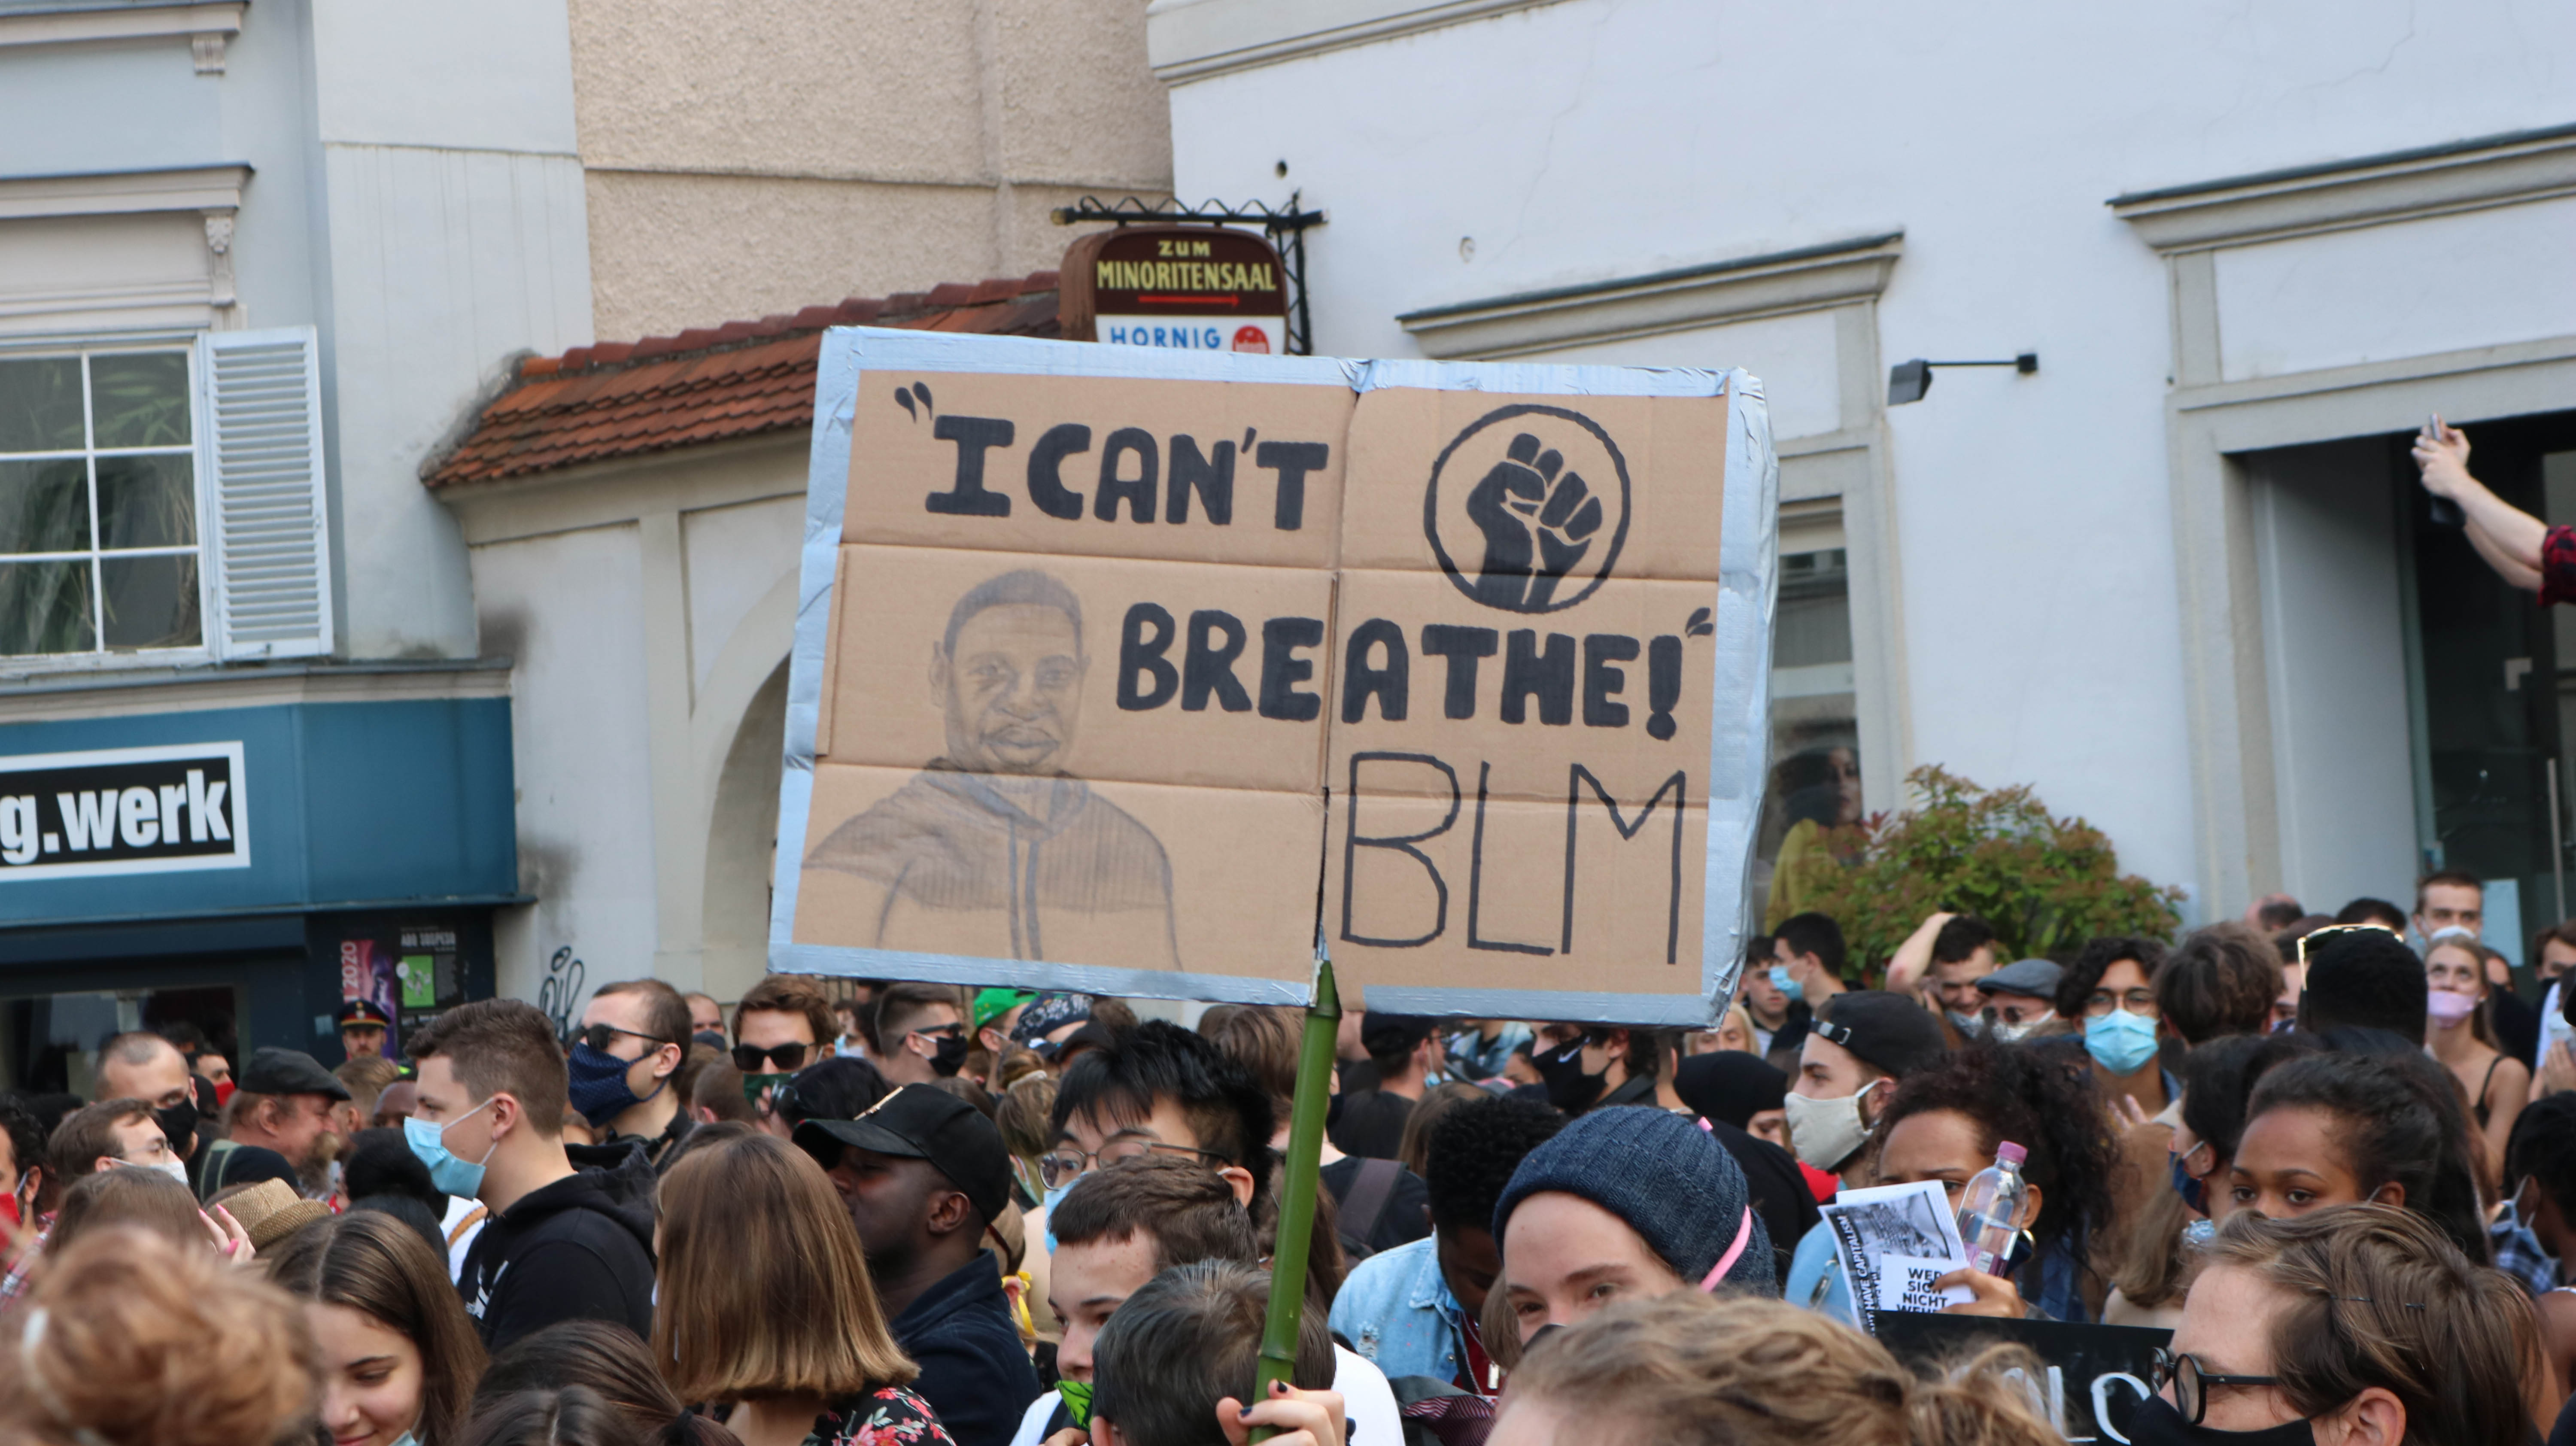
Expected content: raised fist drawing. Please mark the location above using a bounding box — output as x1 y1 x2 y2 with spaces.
1464 432 1605 610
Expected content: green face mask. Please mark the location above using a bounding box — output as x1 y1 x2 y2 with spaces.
1055 1380 1093 1431
742 1071 794 1108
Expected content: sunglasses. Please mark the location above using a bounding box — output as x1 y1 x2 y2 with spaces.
577 1024 674 1054
732 1041 811 1073
2296 923 2397 965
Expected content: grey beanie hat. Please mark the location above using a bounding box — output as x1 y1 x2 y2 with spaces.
1492 1106 1778 1296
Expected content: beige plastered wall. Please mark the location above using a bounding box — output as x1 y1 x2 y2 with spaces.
568 0 1175 341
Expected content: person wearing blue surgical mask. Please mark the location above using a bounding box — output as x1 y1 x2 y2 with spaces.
407 1000 656 1350
1772 914 1853 1013
2057 937 2176 1121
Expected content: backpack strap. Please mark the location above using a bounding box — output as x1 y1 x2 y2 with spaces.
195 1138 237 1203
1341 1157 1403 1248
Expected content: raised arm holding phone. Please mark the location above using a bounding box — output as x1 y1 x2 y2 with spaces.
2414 416 2571 599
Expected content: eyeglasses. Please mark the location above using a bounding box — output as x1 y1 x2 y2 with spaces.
732 1041 811 1073
578 1024 674 1054
2083 988 2159 1019
907 1023 966 1042
1037 1139 1229 1189
2151 1350 2279 1425
2296 923 2397 966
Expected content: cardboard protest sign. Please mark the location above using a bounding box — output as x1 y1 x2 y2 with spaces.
1871 1314 2171 1446
772 332 1777 1023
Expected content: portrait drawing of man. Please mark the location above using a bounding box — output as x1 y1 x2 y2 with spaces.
802 568 1181 969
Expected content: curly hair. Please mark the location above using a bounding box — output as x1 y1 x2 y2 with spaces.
1503 1292 2058 1446
1422 1093 1563 1232
1874 1041 2119 1252
2054 936 2169 1021
0 1226 317 1446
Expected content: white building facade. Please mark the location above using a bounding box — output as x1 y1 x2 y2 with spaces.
1148 0 2576 946
0 0 570 1073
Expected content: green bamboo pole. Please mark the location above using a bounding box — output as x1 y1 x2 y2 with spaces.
1251 956 1340 1440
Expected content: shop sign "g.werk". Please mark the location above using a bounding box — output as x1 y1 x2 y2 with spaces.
0 743 249 881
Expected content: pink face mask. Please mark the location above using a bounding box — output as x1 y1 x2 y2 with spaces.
2427 989 2479 1026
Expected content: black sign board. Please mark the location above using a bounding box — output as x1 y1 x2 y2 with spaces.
0 742 249 881
1871 1313 2171 1445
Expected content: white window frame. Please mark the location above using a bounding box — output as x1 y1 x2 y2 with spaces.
0 323 334 673
0 329 215 669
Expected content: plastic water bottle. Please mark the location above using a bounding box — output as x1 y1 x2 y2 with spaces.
1956 1141 2029 1275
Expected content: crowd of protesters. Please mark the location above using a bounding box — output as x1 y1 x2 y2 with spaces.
0 875 2571 1446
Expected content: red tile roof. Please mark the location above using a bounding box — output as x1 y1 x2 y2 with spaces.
423 272 1063 488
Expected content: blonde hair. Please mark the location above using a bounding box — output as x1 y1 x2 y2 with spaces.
1500 1293 2060 1446
0 1226 317 1446
655 1130 916 1403
2424 937 2500 1048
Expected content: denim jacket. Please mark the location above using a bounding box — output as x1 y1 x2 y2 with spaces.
1328 1236 1464 1385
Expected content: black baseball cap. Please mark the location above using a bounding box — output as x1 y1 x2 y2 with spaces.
795 1084 1012 1226
1359 1013 1437 1059
1807 990 1946 1079
337 998 393 1029
240 1046 353 1100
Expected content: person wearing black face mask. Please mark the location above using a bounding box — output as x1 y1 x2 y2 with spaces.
95 1032 203 1183
1527 1023 1658 1115
571 980 693 1171
2134 1206 2541 1446
874 983 974 1087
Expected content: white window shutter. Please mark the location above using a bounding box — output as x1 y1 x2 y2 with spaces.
205 326 334 659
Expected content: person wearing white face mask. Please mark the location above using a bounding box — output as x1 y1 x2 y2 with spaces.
49 1096 186 1187
0 1101 245 1304
1776 992 1947 1315
1971 959 2063 1042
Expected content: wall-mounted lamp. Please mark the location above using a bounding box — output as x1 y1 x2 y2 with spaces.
1886 352 2038 406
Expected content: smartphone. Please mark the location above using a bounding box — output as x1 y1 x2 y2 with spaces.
2423 415 2466 528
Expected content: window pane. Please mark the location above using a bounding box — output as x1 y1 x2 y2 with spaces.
0 559 95 654
0 458 91 554
0 357 86 454
95 454 194 549
88 353 192 448
100 553 199 650
1756 546 1862 931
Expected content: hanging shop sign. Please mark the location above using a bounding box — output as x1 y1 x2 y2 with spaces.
772 330 1779 1025
0 742 248 881
1060 225 1291 355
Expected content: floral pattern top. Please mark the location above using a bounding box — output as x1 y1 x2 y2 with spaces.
805 1387 956 1446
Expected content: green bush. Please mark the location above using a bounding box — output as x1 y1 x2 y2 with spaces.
1790 765 2183 974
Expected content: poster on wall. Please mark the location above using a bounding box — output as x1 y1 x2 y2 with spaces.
337 923 472 1060
770 330 1777 1024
